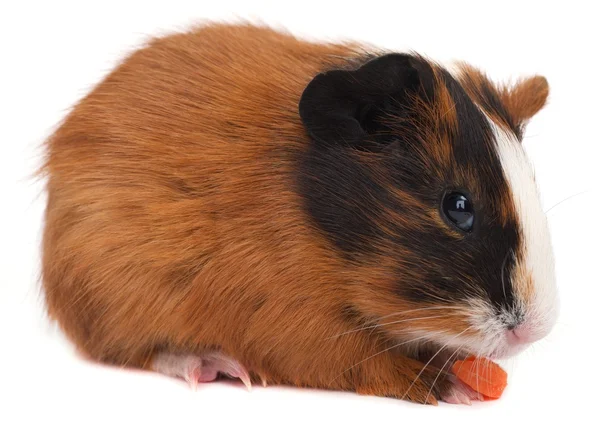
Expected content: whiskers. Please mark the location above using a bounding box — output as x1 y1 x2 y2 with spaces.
327 331 445 387
402 326 473 402
544 190 591 214
324 306 466 341
326 307 478 402
424 342 466 403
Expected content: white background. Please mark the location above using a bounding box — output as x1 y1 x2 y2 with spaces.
1 1 599 425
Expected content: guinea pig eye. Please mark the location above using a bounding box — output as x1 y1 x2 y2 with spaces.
442 192 474 232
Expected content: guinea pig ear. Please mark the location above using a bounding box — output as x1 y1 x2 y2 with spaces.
500 75 550 128
299 53 433 150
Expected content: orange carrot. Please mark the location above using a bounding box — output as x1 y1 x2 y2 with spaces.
451 356 508 399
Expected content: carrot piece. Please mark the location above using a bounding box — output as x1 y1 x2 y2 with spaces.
451 356 508 399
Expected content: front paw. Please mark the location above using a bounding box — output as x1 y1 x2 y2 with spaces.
357 363 454 405
403 366 454 405
440 377 484 405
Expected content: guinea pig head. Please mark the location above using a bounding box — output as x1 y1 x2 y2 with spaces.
298 53 557 359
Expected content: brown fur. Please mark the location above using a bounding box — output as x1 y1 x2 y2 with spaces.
454 63 549 134
38 23 545 404
501 76 549 125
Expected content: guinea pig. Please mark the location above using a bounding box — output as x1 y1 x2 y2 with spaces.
38 22 558 405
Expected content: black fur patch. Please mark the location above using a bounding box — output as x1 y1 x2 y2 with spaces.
436 70 518 310
297 54 434 258
296 53 521 314
390 71 519 311
297 146 391 257
299 53 434 151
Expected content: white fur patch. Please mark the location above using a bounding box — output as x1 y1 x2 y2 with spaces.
429 117 560 359
487 117 559 343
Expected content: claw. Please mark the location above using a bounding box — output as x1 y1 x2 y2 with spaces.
238 371 253 392
186 366 201 391
224 364 252 391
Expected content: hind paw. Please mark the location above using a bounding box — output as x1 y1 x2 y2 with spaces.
151 352 252 391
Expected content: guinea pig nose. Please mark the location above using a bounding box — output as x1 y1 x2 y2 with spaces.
506 324 535 346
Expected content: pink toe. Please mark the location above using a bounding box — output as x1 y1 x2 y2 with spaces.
197 368 218 383
443 395 462 404
442 380 483 405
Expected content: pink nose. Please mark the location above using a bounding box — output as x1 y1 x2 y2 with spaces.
506 325 536 346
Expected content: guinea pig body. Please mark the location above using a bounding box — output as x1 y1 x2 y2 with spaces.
39 23 557 404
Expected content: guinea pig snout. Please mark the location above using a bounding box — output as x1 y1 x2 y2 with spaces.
490 305 556 358
505 323 537 346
